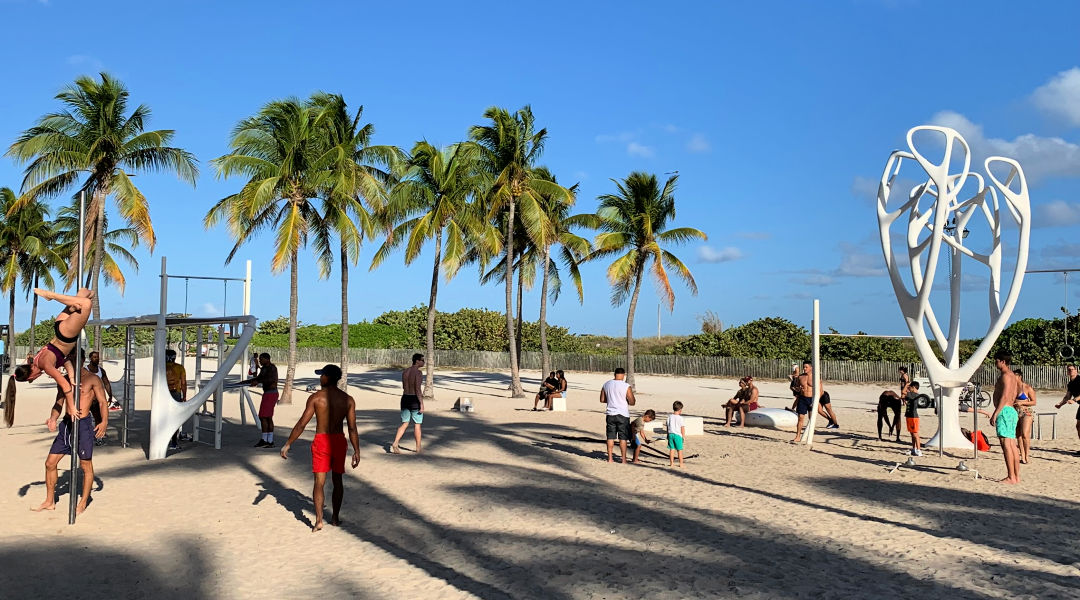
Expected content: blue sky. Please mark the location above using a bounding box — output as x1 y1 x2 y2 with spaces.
1 0 1078 340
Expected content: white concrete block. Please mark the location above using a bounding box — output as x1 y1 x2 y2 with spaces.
682 416 704 436
549 396 567 412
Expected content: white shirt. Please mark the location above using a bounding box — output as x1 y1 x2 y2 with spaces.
667 413 685 436
602 379 631 417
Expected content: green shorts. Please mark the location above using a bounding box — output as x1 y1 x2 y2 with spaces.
667 433 684 451
400 409 423 424
995 405 1018 439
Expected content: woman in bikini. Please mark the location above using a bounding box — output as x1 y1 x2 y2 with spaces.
1013 369 1036 464
6 288 94 428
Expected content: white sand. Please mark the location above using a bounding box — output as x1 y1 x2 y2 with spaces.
2 357 1079 599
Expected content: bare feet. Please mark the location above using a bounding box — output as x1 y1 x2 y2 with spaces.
330 517 341 526
312 521 324 532
1001 477 1020 484
31 501 55 512
390 444 400 454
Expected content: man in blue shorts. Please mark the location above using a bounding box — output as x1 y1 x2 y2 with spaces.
33 361 108 514
391 353 425 454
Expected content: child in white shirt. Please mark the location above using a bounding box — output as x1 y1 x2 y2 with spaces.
667 401 686 468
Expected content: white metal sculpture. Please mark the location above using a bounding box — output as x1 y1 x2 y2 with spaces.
877 126 1031 449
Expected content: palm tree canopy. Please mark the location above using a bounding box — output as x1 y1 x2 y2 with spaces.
5 72 198 251
54 198 138 292
205 97 336 274
589 172 707 308
0 188 59 293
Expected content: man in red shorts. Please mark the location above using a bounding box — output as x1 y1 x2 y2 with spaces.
241 353 279 448
280 364 360 531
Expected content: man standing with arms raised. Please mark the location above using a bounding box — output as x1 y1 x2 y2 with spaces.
280 364 360 532
600 367 636 464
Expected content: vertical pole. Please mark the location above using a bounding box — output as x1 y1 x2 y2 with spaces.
972 383 979 472
805 299 821 448
69 190 86 525
243 260 252 317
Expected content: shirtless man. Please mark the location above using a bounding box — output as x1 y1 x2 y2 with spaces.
34 361 108 514
280 364 360 532
87 351 119 411
989 350 1021 484
791 361 815 442
1053 364 1080 443
391 353 425 454
241 353 279 448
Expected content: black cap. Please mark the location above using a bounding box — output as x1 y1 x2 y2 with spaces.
315 364 342 382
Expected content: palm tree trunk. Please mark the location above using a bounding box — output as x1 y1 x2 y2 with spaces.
91 189 106 353
7 287 14 371
505 200 523 397
539 245 551 377
29 273 39 354
339 238 349 391
625 267 645 389
515 266 523 368
281 246 298 404
424 228 442 400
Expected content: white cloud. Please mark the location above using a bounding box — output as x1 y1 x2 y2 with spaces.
595 131 637 143
798 274 836 286
627 142 655 158
663 124 681 133
851 175 878 200
1033 200 1080 228
697 246 743 263
1031 67 1080 127
686 133 710 153
929 110 1080 183
835 242 885 277
200 302 222 317
735 231 771 240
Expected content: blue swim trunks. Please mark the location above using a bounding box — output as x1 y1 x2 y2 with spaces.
667 433 684 451
400 409 423 424
995 405 1018 439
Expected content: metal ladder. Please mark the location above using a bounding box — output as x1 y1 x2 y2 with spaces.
192 326 225 449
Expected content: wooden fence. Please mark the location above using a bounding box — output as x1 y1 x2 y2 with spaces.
15 344 1074 390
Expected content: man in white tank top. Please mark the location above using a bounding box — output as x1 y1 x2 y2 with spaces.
600 367 637 464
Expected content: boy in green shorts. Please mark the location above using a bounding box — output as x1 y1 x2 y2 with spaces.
667 401 686 468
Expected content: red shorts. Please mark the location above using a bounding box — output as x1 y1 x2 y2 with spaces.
311 433 346 474
258 391 279 418
906 417 919 434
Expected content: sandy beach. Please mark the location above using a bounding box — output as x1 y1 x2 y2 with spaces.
2 357 1078 599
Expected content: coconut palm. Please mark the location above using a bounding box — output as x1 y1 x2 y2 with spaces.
0 188 57 367
53 197 140 292
372 141 492 399
588 172 706 387
309 92 399 390
530 168 591 376
21 219 64 354
468 106 571 397
206 97 335 404
6 73 198 351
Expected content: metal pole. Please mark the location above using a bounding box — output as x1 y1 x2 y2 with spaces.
69 190 86 525
804 300 821 447
972 383 979 471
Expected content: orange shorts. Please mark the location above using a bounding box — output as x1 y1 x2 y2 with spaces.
906 417 919 434
311 433 346 474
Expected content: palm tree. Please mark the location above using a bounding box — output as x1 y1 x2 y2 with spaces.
309 93 399 390
6 73 198 351
0 188 55 368
588 172 706 387
372 141 491 399
206 97 335 404
53 197 140 292
21 219 64 354
530 168 591 376
468 106 571 397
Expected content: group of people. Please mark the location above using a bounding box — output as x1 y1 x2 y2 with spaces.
532 369 568 411
599 367 688 467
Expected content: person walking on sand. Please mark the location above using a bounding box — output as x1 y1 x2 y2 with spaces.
600 367 636 464
391 353 425 454
33 361 108 515
990 350 1021 484
1053 364 1080 444
241 353 279 448
280 364 360 532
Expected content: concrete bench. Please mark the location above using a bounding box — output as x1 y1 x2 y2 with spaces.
454 397 475 412
549 396 567 412
642 415 704 436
